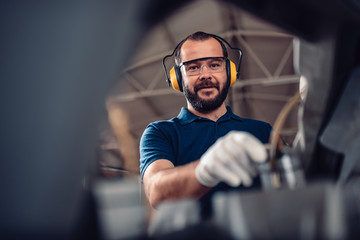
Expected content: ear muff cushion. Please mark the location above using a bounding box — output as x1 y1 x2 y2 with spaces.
169 66 182 92
229 60 237 86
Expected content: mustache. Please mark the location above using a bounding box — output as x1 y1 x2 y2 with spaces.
194 81 219 92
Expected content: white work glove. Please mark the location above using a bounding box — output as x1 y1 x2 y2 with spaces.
195 131 267 187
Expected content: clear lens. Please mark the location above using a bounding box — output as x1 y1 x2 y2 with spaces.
181 57 226 76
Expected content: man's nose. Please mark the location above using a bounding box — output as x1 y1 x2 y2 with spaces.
200 64 211 78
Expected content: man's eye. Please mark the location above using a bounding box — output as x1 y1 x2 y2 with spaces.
210 63 220 68
187 65 199 71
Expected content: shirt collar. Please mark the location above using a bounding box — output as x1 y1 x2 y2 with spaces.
177 105 243 125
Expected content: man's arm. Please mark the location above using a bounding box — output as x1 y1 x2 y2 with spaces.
143 131 268 209
143 159 210 208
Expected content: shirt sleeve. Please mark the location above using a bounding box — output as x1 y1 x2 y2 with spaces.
139 123 176 180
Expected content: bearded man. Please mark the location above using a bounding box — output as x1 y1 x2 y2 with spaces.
140 32 272 218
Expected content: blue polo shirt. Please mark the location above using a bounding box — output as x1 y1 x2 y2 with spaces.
139 106 272 217
140 106 272 179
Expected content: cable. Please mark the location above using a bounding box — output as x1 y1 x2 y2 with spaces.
269 91 301 172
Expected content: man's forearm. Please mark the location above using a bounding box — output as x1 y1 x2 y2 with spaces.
145 160 210 208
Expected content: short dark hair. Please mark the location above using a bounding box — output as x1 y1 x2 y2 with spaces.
174 31 228 65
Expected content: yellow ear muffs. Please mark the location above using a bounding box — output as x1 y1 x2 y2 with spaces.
169 66 183 92
229 60 237 86
163 34 242 92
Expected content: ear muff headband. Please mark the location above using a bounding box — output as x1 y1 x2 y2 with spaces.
162 34 243 92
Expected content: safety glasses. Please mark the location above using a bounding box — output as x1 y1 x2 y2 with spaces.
179 57 226 76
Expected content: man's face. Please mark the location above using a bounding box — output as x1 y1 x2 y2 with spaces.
179 38 228 113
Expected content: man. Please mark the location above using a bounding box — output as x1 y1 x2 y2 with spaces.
140 32 272 216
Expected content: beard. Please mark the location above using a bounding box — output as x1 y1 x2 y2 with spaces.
183 80 229 113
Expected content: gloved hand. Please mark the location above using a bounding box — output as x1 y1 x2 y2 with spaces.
195 131 267 187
